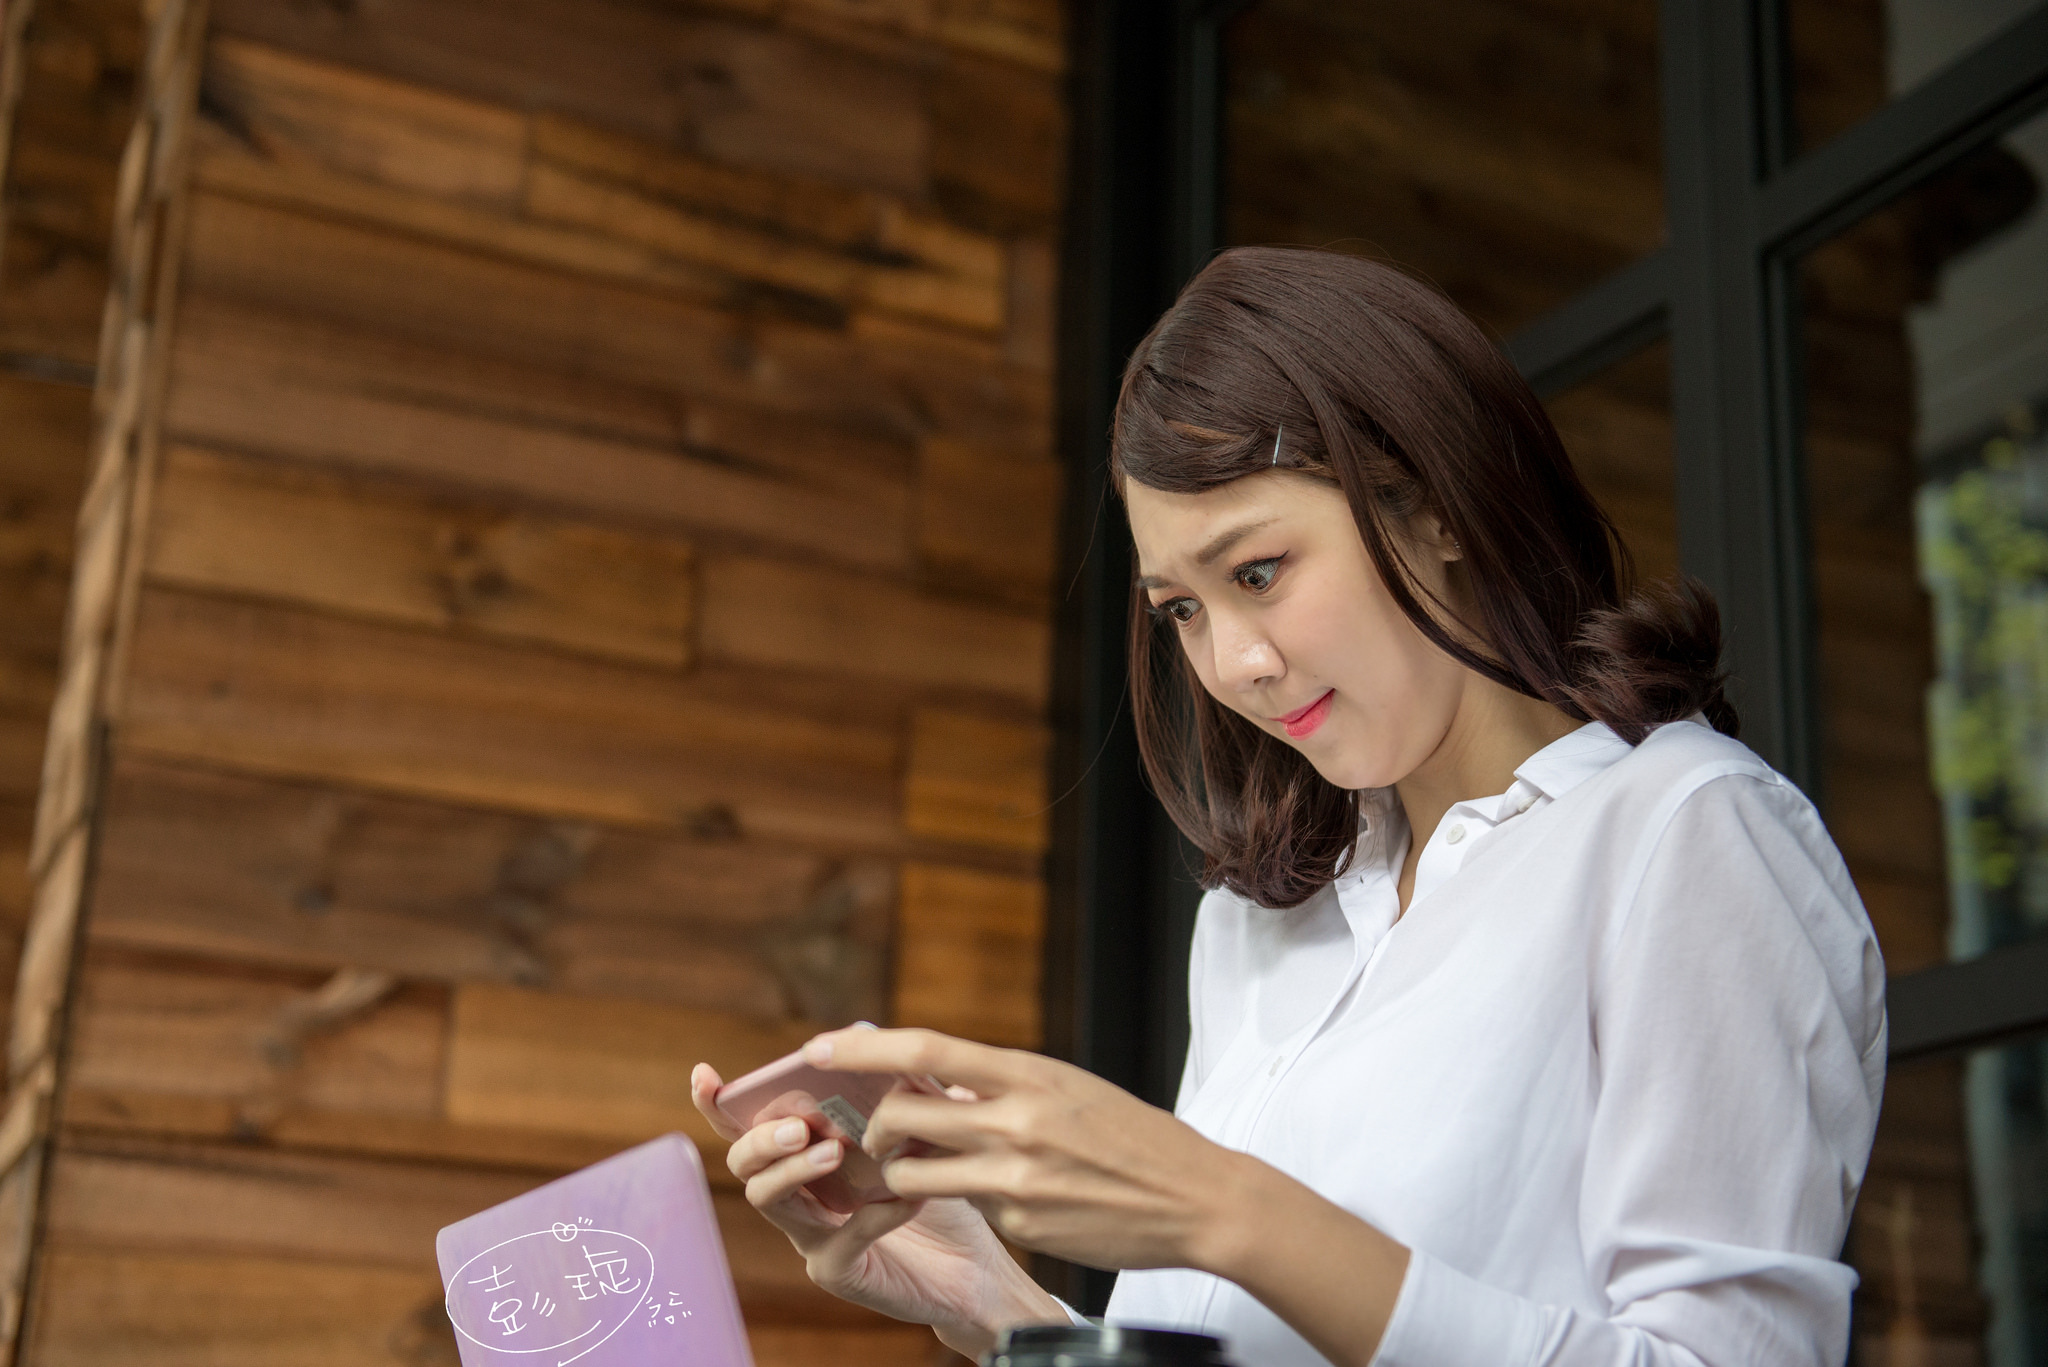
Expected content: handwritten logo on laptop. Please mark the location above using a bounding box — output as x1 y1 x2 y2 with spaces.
446 1215 658 1364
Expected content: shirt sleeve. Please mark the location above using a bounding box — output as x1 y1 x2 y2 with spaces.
1373 770 1887 1367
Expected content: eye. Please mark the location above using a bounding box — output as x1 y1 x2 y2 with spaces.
1149 597 1201 626
1234 557 1283 593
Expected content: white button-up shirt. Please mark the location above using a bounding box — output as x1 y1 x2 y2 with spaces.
1105 719 1887 1366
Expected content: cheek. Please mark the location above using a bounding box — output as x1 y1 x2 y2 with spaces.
1294 566 1431 694
1302 573 1466 781
1161 621 1221 708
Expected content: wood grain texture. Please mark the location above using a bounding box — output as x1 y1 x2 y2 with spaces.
177 190 862 416
751 1323 956 1367
207 0 929 194
161 288 914 495
444 982 811 1147
1222 0 1662 337
903 710 1049 854
147 446 696 669
847 309 1054 461
926 50 1063 235
1 0 204 1349
7 822 82 1078
523 158 1003 332
892 862 1043 1048
916 436 1061 601
117 588 904 848
88 758 894 1023
0 0 141 367
0 228 107 366
27 1248 455 1367
161 295 917 574
529 111 995 280
0 374 90 1026
174 192 1051 457
187 116 741 310
43 1139 533 1266
65 956 445 1127
1005 235 1057 371
58 1087 634 1181
202 35 524 209
40 1132 863 1324
699 554 1049 705
193 39 1004 332
7 0 1067 1359
0 376 91 688
0 1143 39 1343
58 948 652 1174
793 0 1063 72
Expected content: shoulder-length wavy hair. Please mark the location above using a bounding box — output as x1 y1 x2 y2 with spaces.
1114 246 1737 910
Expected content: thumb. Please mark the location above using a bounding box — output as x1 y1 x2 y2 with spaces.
806 1197 925 1288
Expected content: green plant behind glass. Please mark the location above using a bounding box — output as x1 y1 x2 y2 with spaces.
1920 423 2048 954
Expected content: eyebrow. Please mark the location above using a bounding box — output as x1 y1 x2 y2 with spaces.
1135 517 1277 592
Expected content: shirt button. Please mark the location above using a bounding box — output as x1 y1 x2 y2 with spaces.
1269 1056 1283 1077
1446 823 1466 844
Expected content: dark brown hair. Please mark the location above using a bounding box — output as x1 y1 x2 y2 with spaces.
1114 246 1738 910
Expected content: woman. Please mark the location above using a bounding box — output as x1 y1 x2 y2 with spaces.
690 247 1886 1366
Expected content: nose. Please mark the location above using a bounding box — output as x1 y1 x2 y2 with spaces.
1208 608 1282 694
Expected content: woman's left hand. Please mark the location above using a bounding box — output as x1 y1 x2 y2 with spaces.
806 1026 1251 1274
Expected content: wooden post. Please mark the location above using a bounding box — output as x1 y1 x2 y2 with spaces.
0 0 206 1356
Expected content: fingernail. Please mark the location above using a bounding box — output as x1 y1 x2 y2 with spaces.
803 1036 833 1065
774 1119 806 1148
808 1139 839 1168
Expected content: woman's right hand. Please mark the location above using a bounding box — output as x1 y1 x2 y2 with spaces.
690 1063 1064 1358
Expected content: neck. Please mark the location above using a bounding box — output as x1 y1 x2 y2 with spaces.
1393 677 1581 855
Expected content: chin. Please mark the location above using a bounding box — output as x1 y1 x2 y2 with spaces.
1298 740 1394 792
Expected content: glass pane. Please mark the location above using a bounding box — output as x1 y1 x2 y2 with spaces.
1849 1037 2048 1364
1543 340 1677 585
1797 104 2048 976
1222 0 1663 338
1791 0 2046 153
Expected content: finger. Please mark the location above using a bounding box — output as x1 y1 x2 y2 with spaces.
727 1116 818 1182
879 1149 1032 1203
863 1089 996 1158
804 1026 1027 1095
691 1063 745 1143
746 1177 854 1253
805 1195 926 1286
745 1138 847 1212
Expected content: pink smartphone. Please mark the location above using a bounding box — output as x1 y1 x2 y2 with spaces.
714 1035 943 1213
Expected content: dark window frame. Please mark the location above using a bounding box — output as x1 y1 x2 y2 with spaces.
1049 4 2048 1308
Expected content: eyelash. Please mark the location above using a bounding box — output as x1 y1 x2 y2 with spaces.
1148 556 1284 626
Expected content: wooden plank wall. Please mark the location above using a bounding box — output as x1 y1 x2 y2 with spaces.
0 0 1068 1362
0 0 138 1081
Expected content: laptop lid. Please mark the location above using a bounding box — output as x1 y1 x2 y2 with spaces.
436 1132 754 1367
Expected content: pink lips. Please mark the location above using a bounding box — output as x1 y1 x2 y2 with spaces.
1278 690 1334 739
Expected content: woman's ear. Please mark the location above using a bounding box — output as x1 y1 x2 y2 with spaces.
1411 511 1463 562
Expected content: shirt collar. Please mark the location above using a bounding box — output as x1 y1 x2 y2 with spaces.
1342 719 1646 878
1510 720 1636 804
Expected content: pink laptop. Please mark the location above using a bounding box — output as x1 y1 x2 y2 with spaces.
436 1133 754 1367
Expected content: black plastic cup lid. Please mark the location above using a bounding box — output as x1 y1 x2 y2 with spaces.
986 1324 1237 1366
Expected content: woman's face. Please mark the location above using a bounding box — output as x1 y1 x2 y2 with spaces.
1125 471 1468 791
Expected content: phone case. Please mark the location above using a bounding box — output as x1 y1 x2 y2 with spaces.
436 1132 752 1367
714 1050 941 1212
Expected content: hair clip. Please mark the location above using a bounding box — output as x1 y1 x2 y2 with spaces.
1271 425 1284 467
